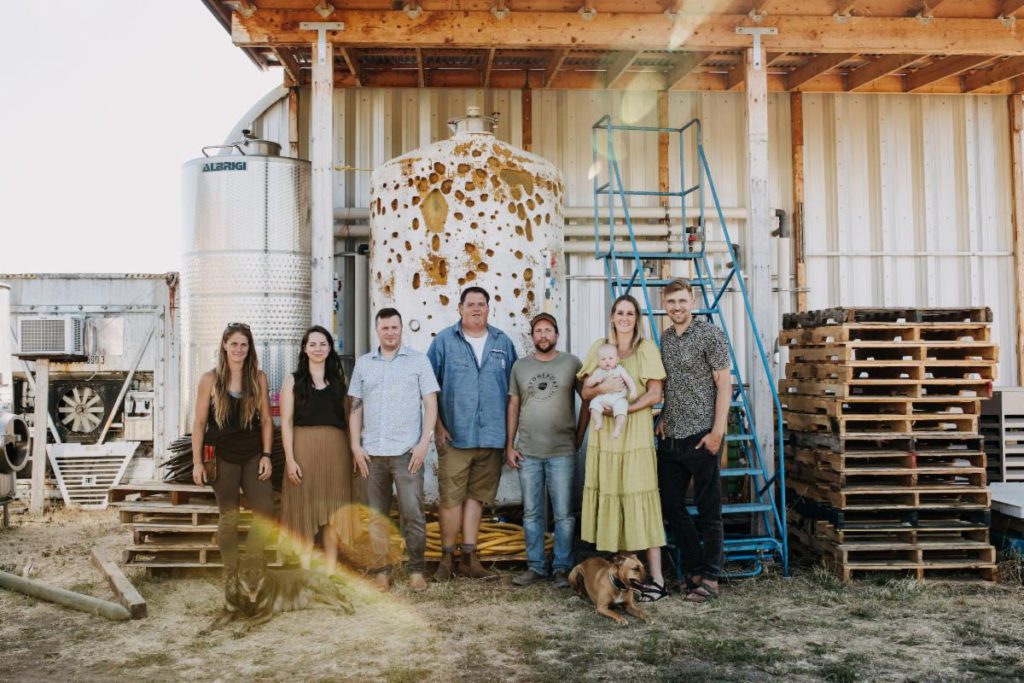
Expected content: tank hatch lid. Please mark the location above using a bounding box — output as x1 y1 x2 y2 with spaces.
202 129 282 158
447 106 499 135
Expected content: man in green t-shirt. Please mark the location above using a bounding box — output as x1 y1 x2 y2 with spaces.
506 313 582 587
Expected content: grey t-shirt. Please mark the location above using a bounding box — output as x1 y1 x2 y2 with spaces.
508 352 583 458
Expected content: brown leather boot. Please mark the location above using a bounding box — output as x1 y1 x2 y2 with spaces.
458 550 497 579
433 550 455 582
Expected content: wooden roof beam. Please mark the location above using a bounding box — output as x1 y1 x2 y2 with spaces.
786 53 853 90
962 56 1024 92
416 48 425 87
544 49 569 88
605 51 642 89
232 12 1024 56
1003 0 1024 17
912 0 951 17
847 54 923 91
272 47 303 86
483 48 496 88
727 52 784 91
905 55 992 91
666 52 712 90
338 47 361 87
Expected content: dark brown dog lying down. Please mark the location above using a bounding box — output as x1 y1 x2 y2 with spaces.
202 554 355 635
568 553 650 625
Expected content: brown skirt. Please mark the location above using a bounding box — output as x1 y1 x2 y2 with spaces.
281 425 364 548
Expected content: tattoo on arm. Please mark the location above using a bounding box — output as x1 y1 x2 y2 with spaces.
351 398 363 411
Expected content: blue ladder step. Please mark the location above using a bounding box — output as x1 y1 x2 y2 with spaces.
720 467 764 478
723 537 783 553
725 434 753 443
599 251 706 261
688 502 773 515
595 187 686 197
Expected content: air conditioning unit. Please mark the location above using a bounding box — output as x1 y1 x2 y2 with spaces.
17 316 86 358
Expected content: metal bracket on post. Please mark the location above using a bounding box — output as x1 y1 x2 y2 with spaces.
735 27 778 70
300 22 346 65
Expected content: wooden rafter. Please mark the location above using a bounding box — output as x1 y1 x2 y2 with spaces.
963 56 1024 92
665 52 712 90
606 51 641 89
338 47 361 86
727 52 783 91
416 48 425 88
912 0 951 16
1004 0 1024 17
483 48 496 88
544 49 569 88
905 55 992 91
847 54 922 91
232 12 1024 56
272 47 302 86
786 53 853 90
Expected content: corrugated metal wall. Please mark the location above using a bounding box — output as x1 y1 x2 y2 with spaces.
250 89 1017 383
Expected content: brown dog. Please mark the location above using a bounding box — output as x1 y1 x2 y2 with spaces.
568 553 650 626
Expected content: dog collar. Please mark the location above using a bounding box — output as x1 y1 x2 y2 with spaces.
609 573 628 591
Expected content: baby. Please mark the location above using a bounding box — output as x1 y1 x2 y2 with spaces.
584 344 639 438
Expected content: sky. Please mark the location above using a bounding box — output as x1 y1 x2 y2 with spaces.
0 2 281 274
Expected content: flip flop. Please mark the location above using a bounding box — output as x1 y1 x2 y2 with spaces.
633 580 669 603
684 583 719 603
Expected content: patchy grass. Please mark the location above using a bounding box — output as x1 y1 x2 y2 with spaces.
2 507 1024 682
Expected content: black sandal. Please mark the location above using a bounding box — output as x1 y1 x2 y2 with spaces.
684 583 719 603
633 580 669 603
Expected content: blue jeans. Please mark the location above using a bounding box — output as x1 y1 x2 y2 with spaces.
518 454 575 575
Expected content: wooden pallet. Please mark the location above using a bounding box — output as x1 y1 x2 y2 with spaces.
813 521 990 546
780 377 993 400
779 323 992 346
782 306 993 329
789 493 991 528
826 558 997 583
117 500 249 526
789 430 984 453
784 410 978 437
782 395 982 418
788 462 987 490
109 482 215 506
787 342 999 365
793 447 987 472
785 361 998 383
788 479 991 510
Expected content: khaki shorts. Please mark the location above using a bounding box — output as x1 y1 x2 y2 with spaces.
436 443 503 507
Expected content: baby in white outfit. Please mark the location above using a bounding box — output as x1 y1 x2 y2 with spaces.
584 343 639 438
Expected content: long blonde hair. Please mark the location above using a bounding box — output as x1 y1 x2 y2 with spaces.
212 323 261 430
608 294 644 352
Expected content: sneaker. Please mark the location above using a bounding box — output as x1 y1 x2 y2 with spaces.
373 572 390 592
552 569 570 588
512 570 545 586
408 572 428 593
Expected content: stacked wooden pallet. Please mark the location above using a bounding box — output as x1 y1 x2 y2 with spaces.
780 306 998 582
110 482 279 572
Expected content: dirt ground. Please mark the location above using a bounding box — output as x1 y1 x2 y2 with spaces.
1 506 1023 683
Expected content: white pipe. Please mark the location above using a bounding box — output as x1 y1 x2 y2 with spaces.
334 206 749 222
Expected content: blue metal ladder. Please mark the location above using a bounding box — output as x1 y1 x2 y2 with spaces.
591 116 788 578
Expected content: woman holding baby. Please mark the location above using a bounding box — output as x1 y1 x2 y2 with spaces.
577 294 668 601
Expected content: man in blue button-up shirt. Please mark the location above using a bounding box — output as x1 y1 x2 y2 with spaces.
427 286 518 581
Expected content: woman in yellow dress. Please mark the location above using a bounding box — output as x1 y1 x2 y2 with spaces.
577 294 668 600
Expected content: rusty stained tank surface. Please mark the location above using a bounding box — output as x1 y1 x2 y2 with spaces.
369 115 565 354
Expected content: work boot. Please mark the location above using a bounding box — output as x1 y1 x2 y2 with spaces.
433 550 455 582
552 569 570 588
373 571 390 592
458 551 497 579
512 570 544 586
408 573 428 593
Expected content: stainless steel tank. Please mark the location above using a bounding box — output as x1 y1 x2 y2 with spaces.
369 108 566 505
180 131 311 428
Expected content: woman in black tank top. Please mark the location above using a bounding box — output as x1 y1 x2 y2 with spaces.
191 323 275 573
280 325 363 575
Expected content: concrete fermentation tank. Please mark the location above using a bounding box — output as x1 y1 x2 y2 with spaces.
369 107 565 506
369 107 565 353
180 131 311 428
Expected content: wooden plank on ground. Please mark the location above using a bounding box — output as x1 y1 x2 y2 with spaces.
90 549 147 619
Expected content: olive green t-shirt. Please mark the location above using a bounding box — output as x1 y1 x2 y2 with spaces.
508 352 582 458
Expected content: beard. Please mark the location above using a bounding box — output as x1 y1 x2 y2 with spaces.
533 339 555 353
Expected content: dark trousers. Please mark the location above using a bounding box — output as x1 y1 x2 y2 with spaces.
212 455 275 571
365 452 427 574
657 431 723 579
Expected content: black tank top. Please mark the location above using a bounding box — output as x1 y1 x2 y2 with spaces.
205 394 263 463
294 380 347 430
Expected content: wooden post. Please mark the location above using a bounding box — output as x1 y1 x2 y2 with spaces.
522 83 533 152
288 87 300 159
744 47 775 474
1010 94 1024 385
30 358 48 515
657 90 673 282
90 549 147 619
310 38 335 329
790 92 807 312
0 570 131 621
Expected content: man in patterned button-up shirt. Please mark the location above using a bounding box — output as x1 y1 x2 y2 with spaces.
656 279 731 602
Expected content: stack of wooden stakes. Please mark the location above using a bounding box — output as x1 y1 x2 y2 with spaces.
779 306 998 582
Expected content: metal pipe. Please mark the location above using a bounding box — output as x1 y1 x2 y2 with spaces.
334 205 749 222
0 570 131 621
